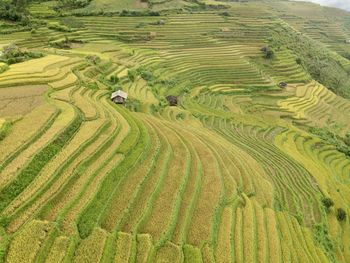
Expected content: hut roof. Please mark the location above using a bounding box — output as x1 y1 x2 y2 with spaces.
166 95 178 106
111 90 128 100
278 82 287 88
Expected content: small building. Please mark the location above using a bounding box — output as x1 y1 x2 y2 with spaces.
111 90 128 104
278 82 288 88
166 95 178 106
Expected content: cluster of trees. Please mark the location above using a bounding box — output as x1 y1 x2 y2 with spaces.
308 127 350 158
0 44 43 64
0 0 28 22
0 0 92 20
54 0 92 10
269 25 350 99
321 197 347 222
260 46 274 59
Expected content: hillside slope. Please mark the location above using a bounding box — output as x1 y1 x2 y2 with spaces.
0 0 350 262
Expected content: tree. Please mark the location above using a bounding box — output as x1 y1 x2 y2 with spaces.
344 132 350 146
265 49 274 59
321 197 334 211
336 208 346 221
110 75 119 84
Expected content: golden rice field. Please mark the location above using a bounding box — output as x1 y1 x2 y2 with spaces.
0 0 350 262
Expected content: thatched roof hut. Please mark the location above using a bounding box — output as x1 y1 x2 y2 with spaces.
166 95 178 106
111 90 128 104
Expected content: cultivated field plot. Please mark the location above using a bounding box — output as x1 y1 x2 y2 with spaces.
0 1 350 262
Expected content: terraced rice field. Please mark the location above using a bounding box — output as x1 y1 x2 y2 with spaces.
0 1 350 262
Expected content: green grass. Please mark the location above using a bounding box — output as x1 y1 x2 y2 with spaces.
0 109 82 217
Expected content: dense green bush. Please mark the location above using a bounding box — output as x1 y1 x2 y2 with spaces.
336 208 347 221
125 98 141 112
313 223 335 262
56 0 92 9
136 67 153 81
127 69 136 82
0 44 44 65
110 75 119 84
321 197 334 211
0 1 25 21
48 22 72 32
120 10 160 17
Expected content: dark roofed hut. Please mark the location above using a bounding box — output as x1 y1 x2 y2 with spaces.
166 95 178 106
111 90 128 104
278 82 288 88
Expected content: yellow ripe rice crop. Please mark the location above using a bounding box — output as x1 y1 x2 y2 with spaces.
0 103 56 163
265 208 282 263
45 236 70 263
73 228 107 263
0 100 75 189
0 85 48 118
114 232 133 263
202 244 215 263
242 196 256 263
135 234 153 263
49 72 78 90
0 55 68 75
214 206 233 263
234 207 243 263
254 201 268 263
154 241 182 263
6 220 52 263
5 119 106 232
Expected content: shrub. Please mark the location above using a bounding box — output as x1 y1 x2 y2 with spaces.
120 10 160 17
336 208 346 221
136 67 153 81
344 132 350 146
313 223 336 261
0 44 44 65
128 69 136 82
265 49 274 59
57 0 92 9
219 11 230 17
321 197 334 211
86 55 101 65
48 22 72 32
260 46 274 59
125 98 141 112
110 75 119 84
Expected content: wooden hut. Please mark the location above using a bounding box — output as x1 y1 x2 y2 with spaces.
278 82 288 88
166 95 178 106
111 90 128 104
